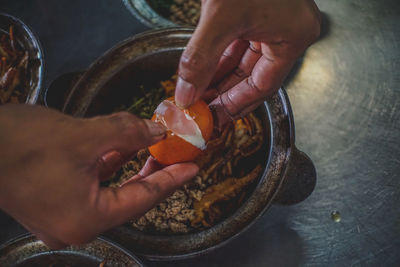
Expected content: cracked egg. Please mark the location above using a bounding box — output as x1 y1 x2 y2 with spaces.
148 97 214 165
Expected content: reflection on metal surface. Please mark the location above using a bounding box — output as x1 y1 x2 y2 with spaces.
288 48 334 100
331 210 341 222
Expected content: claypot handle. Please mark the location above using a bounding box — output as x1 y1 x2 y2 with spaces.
273 147 316 205
44 71 83 110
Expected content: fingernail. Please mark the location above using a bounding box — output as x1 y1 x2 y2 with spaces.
209 98 234 131
144 120 166 137
139 156 163 177
99 150 123 181
175 77 196 108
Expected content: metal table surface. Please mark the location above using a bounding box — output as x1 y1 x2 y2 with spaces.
0 0 399 266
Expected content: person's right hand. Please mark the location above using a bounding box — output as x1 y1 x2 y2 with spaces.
175 0 321 126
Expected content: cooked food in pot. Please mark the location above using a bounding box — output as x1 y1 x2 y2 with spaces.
109 75 266 233
0 25 30 104
148 0 201 26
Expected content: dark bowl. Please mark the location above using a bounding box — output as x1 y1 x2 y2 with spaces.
0 234 143 267
123 0 181 28
0 13 44 104
62 28 316 260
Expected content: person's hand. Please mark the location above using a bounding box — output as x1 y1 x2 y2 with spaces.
175 0 321 126
0 104 198 248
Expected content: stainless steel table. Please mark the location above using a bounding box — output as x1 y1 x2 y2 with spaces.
0 0 399 265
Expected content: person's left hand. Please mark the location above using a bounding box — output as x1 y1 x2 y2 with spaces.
0 104 198 248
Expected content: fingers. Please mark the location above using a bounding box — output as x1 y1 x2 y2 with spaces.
98 149 161 182
209 39 249 86
202 40 255 104
97 151 125 181
138 156 163 177
121 156 163 185
239 100 265 116
71 112 167 182
79 113 165 175
214 41 262 94
96 163 199 229
175 9 236 108
210 98 265 131
89 113 165 156
210 44 297 126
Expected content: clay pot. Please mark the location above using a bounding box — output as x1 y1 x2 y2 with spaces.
62 28 316 260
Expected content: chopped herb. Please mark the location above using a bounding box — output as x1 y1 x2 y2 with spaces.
124 86 166 119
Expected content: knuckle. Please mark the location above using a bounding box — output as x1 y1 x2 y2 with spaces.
110 112 148 139
222 50 234 58
135 119 153 141
305 13 321 44
136 169 180 197
107 112 136 132
305 2 322 43
233 67 250 78
311 18 321 42
159 169 178 186
179 46 210 76
222 91 240 116
112 112 137 126
138 180 162 194
246 76 265 96
249 42 262 54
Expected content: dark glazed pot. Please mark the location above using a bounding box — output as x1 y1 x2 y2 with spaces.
123 0 178 28
63 28 316 260
0 234 143 266
0 13 44 104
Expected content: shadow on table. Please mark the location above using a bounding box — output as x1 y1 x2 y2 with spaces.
146 210 305 267
284 11 332 89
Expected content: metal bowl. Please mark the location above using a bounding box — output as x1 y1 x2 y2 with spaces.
0 234 143 267
0 13 44 104
123 0 180 28
62 28 316 260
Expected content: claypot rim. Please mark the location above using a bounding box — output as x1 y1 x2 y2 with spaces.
63 28 313 260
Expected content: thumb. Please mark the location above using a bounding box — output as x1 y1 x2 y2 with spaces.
82 112 166 178
175 11 236 108
86 112 165 157
96 163 199 229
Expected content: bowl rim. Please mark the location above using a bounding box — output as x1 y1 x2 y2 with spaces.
122 0 180 28
104 90 294 260
0 12 45 105
0 233 145 266
63 27 194 115
62 27 297 259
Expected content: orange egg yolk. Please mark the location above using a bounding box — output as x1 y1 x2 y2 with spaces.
148 97 213 165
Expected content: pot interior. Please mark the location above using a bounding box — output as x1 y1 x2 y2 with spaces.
84 49 179 116
64 31 288 258
84 48 272 229
0 234 143 266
